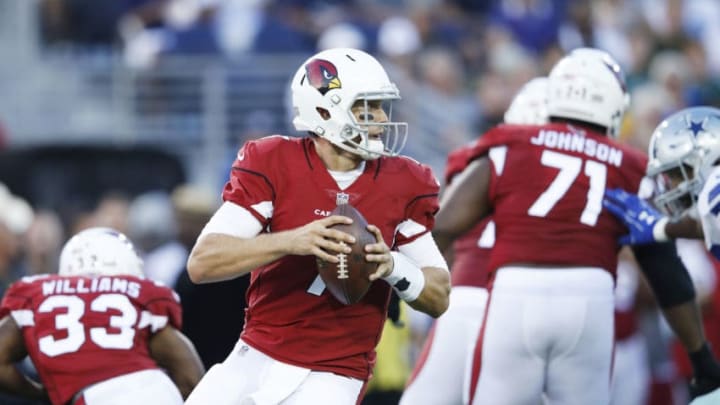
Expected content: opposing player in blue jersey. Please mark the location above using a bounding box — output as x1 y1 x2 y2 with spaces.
604 106 720 402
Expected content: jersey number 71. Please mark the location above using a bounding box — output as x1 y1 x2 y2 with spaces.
527 150 607 226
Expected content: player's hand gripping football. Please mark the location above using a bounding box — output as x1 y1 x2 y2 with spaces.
286 215 355 263
365 224 394 281
603 188 668 245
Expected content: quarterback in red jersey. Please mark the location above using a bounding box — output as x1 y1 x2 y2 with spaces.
400 77 549 405
434 48 720 405
185 48 450 405
0 227 204 405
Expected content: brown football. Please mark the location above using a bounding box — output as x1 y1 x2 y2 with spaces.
316 204 378 305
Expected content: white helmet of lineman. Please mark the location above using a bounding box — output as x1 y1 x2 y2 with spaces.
291 47 408 160
647 106 720 218
503 77 549 125
547 47 629 138
59 227 144 277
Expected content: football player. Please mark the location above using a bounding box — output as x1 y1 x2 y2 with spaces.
184 48 450 404
433 48 720 404
400 76 549 405
604 106 720 403
603 107 720 252
0 227 204 405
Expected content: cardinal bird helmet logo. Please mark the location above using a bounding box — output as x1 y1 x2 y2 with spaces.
305 59 342 95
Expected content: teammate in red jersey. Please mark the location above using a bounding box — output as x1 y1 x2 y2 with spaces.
0 227 204 405
400 77 549 405
184 47 450 405
433 47 720 405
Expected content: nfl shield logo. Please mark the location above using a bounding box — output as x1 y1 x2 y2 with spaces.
336 192 350 205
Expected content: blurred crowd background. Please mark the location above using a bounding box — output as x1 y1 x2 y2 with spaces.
1 0 720 404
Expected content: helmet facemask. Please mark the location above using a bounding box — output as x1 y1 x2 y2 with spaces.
332 94 408 160
650 158 702 219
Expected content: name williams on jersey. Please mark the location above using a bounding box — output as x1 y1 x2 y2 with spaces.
41 277 141 299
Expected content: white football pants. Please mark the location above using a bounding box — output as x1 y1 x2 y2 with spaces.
185 339 364 405
470 266 615 405
400 286 488 405
78 369 183 405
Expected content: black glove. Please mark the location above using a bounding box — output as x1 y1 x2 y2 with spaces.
689 343 720 398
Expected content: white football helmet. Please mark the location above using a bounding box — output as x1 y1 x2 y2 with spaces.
547 48 629 138
647 106 720 218
291 48 408 160
503 77 549 125
59 227 144 277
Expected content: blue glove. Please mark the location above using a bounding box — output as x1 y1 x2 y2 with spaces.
602 188 668 245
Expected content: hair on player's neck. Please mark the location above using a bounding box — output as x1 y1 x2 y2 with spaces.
549 117 608 136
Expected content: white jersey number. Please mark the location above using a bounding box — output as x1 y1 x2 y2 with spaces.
38 294 137 357
307 275 326 296
527 150 607 226
477 220 495 248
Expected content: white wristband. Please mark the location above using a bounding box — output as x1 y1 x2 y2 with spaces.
384 252 426 302
653 217 669 242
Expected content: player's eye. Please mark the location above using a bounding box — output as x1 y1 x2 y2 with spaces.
358 113 375 122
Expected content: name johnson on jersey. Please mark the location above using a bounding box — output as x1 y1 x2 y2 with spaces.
530 129 623 167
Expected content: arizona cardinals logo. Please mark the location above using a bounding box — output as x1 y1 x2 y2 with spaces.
305 59 342 95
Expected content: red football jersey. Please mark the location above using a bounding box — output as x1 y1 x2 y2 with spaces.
0 275 181 405
223 136 439 380
467 123 647 277
445 146 492 289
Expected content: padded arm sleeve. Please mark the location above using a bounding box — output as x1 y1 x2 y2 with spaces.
632 242 696 308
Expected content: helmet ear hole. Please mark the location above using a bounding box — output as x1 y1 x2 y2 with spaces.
316 107 331 120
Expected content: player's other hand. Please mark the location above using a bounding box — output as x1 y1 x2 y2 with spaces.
603 188 667 245
365 224 393 281
286 215 355 263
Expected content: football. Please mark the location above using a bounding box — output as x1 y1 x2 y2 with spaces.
316 203 378 305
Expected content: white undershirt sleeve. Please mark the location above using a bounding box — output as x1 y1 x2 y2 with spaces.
198 201 264 240
396 232 449 271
